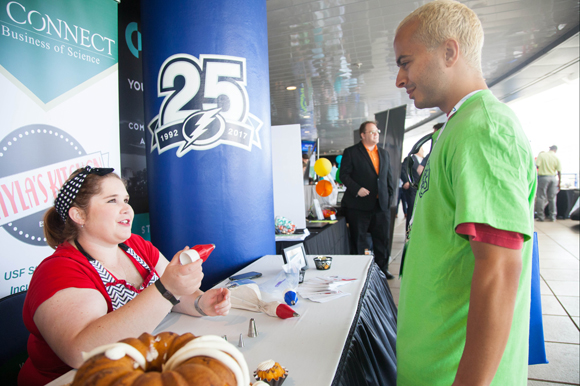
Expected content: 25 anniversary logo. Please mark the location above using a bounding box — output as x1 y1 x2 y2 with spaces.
148 54 263 157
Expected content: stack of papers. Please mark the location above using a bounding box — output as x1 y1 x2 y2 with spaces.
297 276 357 303
275 228 310 241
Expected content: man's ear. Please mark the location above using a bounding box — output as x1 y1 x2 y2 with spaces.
68 206 85 226
444 38 460 67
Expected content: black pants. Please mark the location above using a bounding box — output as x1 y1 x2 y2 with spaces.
345 203 390 271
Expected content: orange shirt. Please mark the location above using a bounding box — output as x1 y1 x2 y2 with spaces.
365 145 379 174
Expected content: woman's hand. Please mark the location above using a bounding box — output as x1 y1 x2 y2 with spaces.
160 247 204 298
198 288 231 316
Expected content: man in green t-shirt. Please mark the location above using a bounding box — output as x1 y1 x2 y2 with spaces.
393 1 537 385
534 145 562 221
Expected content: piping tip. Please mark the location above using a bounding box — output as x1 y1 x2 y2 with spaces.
222 335 227 341
248 318 258 338
293 312 300 317
238 333 244 347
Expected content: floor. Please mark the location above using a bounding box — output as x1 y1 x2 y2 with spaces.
387 210 580 385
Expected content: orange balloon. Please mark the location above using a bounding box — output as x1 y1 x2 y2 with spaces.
316 180 333 197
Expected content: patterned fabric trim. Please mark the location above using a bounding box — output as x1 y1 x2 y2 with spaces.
88 260 137 310
88 244 159 311
119 244 159 290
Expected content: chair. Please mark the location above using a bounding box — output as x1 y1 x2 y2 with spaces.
0 291 29 385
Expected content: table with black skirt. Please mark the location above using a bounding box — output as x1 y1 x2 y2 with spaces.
556 189 579 219
275 216 351 256
48 254 397 386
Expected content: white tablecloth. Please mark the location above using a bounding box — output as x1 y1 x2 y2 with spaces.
48 254 374 386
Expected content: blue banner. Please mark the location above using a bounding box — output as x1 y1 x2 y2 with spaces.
141 0 274 288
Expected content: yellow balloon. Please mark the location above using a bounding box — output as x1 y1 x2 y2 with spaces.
314 158 332 177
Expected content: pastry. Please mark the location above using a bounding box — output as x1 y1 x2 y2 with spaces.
254 359 288 385
72 332 250 386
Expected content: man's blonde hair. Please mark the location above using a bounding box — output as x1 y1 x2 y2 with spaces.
396 0 484 74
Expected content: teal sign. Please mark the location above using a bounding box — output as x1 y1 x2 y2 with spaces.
0 0 118 103
131 213 151 241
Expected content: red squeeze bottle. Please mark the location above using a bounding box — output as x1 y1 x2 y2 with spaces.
191 244 215 262
276 303 300 319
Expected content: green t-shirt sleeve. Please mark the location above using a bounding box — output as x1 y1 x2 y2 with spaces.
450 102 534 241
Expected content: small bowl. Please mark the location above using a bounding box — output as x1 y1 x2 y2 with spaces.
321 205 337 219
313 256 333 270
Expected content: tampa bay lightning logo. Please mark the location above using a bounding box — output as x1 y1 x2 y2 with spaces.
148 54 262 157
182 108 225 151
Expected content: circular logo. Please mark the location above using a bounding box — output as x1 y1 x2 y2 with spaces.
182 110 225 148
0 124 86 246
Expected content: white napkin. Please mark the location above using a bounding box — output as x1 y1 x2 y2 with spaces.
229 283 280 317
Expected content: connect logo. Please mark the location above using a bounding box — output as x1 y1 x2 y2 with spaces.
148 54 263 157
125 22 141 59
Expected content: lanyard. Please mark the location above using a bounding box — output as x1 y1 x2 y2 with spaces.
434 89 484 145
75 240 159 310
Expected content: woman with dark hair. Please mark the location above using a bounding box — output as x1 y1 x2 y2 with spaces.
19 166 231 386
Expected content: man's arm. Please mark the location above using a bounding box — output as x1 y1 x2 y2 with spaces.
452 240 522 386
401 160 411 190
557 171 561 190
386 151 394 200
417 154 429 176
400 161 409 183
339 148 365 195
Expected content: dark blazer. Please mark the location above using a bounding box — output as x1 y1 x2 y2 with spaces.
339 141 395 212
400 154 420 186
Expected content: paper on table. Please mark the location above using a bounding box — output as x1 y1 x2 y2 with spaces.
297 276 357 303
305 292 350 303
275 233 308 241
274 227 310 241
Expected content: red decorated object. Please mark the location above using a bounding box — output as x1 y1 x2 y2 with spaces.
275 303 300 319
191 244 215 262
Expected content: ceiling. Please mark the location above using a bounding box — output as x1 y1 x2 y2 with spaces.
266 0 580 155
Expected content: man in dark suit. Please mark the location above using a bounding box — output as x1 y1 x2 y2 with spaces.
400 146 424 232
339 121 395 279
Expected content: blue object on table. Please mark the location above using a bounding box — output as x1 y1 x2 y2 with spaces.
284 290 298 306
529 232 548 365
226 279 256 289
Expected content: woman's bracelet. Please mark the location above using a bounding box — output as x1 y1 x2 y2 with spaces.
194 294 208 316
154 279 180 306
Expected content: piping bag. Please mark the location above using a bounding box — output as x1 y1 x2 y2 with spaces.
179 244 215 265
229 283 299 319
259 261 300 306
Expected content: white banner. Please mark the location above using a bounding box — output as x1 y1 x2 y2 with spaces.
0 0 119 298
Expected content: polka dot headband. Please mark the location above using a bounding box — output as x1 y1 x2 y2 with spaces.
54 166 114 223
